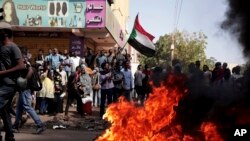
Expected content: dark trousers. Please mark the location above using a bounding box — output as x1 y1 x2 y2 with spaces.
135 86 145 105
0 85 16 140
65 88 78 116
54 93 63 113
46 98 54 114
113 88 122 102
76 93 83 116
122 89 131 102
100 89 113 118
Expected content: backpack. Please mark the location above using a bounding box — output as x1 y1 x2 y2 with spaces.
28 67 43 91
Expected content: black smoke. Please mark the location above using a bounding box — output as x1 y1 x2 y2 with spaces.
221 0 250 107
221 0 250 58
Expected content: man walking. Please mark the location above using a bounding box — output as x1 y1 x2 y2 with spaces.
0 22 25 141
12 55 45 134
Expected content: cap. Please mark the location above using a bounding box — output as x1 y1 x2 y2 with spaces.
0 22 12 29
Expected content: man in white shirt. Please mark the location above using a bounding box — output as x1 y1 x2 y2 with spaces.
58 64 67 88
70 51 81 73
63 52 73 78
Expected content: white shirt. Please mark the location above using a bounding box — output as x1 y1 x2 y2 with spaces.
63 57 73 72
59 70 67 86
71 56 81 72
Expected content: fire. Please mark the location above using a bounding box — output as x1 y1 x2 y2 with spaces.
201 122 223 141
96 74 223 141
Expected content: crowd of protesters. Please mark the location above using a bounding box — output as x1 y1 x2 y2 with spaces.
13 47 138 120
4 44 246 117
11 47 247 120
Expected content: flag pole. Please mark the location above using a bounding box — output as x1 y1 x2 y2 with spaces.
118 39 128 53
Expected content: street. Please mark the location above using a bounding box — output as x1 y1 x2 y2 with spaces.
3 129 103 141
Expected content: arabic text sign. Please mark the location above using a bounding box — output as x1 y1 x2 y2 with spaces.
69 34 85 57
85 0 106 28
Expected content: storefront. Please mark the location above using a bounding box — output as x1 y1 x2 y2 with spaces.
0 0 126 60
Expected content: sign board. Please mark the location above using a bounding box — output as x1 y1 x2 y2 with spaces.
0 0 85 28
69 34 85 57
85 0 105 28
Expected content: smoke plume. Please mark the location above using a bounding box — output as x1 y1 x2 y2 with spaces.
221 0 250 58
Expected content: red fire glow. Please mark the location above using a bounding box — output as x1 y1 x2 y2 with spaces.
96 74 223 141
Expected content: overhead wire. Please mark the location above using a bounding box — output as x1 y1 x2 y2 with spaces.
173 0 180 32
176 0 183 29
171 0 183 61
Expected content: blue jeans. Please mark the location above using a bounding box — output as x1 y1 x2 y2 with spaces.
0 85 16 139
39 97 48 114
13 89 44 128
93 89 100 107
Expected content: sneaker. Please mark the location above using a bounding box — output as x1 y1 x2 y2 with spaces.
52 125 59 130
59 125 66 129
35 126 46 134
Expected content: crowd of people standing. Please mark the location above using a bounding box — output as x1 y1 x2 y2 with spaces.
23 47 142 119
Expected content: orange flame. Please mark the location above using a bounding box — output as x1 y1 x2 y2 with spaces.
201 122 223 141
96 74 223 141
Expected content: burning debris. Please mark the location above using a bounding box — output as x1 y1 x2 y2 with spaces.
96 74 224 141
95 66 250 141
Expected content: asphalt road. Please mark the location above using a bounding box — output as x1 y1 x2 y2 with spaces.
2 129 103 141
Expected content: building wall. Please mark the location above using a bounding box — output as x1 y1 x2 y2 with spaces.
111 0 129 43
111 0 129 34
14 37 69 61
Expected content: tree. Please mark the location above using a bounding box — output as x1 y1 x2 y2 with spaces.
206 57 217 71
139 30 208 73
